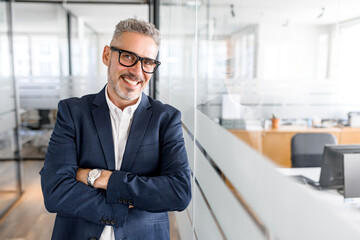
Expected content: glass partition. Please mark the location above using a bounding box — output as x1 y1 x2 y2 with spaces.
11 3 103 159
0 0 22 219
12 3 69 159
159 0 360 239
68 14 102 98
193 0 360 168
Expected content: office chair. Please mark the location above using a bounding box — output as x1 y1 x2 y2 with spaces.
291 133 337 168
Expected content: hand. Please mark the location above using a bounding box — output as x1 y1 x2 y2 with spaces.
93 170 112 190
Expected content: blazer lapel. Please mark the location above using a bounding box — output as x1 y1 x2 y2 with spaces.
91 87 115 170
121 93 152 171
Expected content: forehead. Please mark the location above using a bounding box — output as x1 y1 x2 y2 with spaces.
114 32 158 58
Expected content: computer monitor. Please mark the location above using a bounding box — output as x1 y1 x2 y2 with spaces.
319 144 360 190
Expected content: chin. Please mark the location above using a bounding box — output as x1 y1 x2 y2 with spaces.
117 90 140 101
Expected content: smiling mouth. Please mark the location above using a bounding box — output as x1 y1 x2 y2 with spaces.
123 77 141 86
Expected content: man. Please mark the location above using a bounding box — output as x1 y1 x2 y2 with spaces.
40 18 191 240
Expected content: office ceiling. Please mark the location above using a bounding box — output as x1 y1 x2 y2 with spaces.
15 0 147 3
11 2 148 34
64 3 149 33
10 0 360 35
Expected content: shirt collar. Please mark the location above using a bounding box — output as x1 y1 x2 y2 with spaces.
105 85 142 118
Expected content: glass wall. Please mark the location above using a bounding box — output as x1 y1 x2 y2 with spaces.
13 3 68 109
11 3 102 159
68 13 102 98
159 0 360 239
159 3 197 238
11 3 69 159
0 0 22 218
194 0 360 168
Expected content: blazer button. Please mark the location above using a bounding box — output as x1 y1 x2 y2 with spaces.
128 199 134 204
100 218 106 224
117 198 123 203
111 219 116 225
106 219 111 225
123 199 128 204
89 238 97 240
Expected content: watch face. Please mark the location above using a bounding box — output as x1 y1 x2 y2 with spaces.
89 169 100 178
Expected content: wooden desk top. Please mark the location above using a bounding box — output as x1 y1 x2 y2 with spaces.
228 127 360 167
229 126 360 133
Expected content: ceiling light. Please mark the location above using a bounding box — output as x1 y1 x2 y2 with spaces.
318 7 325 18
186 0 202 8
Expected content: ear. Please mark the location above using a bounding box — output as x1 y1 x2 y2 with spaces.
102 45 110 67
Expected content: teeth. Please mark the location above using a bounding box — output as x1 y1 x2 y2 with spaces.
124 78 139 86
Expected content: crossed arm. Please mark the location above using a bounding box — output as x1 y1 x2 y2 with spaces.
40 100 191 227
76 169 136 209
76 168 111 190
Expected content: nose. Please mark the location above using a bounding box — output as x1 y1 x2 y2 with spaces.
128 60 143 75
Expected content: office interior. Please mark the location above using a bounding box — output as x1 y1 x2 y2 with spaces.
1 0 360 239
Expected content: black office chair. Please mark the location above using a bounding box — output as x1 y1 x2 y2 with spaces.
291 133 337 167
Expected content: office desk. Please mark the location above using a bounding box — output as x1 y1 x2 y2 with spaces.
279 167 321 181
278 167 360 225
229 127 360 167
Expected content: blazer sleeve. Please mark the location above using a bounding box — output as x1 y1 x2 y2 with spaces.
106 109 192 212
40 100 128 228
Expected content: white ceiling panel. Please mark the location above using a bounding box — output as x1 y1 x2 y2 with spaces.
64 3 149 33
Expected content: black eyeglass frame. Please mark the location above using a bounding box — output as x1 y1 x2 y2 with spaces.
110 46 161 74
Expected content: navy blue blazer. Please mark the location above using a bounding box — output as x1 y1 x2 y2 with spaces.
40 86 191 240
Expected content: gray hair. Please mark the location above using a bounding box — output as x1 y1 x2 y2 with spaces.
111 18 161 47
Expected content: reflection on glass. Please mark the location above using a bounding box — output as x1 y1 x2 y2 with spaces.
159 1 360 239
0 1 23 219
0 3 16 159
14 35 60 77
11 3 102 160
12 3 69 160
193 0 360 167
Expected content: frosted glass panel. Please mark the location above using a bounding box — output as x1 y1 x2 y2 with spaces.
193 185 223 240
0 112 16 135
174 210 193 240
195 144 264 240
183 130 194 173
196 110 360 240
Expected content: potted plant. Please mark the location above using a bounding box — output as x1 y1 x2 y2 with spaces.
271 113 280 129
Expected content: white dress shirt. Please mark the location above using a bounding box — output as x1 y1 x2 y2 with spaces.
100 86 142 240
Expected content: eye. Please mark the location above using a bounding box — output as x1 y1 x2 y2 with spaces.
123 53 134 60
143 59 155 66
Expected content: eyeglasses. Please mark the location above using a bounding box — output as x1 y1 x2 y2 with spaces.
110 46 161 74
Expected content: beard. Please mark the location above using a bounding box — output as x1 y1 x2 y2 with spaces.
107 63 144 101
109 76 135 100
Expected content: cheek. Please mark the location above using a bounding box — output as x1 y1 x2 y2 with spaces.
142 75 152 87
145 73 153 82
109 63 126 78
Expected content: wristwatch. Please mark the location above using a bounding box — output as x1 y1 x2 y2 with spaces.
87 169 102 187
